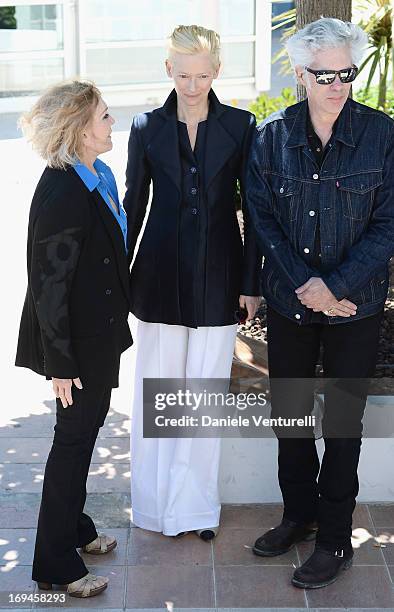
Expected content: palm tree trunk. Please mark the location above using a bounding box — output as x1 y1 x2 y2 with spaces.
295 0 352 100
378 43 390 110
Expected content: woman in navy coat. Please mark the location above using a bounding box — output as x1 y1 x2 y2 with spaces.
124 25 261 539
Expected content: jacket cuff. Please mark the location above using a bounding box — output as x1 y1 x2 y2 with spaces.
322 270 349 301
42 343 80 380
240 267 262 296
44 364 80 379
240 284 262 296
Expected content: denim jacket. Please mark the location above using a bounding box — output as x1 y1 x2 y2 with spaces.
246 98 394 324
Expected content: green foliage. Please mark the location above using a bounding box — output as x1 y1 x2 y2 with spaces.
248 85 394 122
0 7 16 29
357 0 393 112
248 87 297 124
355 85 394 117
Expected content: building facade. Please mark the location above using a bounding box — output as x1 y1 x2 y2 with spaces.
0 0 276 112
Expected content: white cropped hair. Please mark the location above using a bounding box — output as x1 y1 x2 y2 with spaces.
285 17 368 68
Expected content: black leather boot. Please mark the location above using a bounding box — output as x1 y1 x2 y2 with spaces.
253 518 318 557
292 544 354 588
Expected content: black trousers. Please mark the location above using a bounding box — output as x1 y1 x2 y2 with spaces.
32 385 112 584
267 306 383 550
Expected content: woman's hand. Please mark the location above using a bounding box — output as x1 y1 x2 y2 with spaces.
52 377 83 408
239 295 261 321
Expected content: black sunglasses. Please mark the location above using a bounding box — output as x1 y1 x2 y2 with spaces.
305 65 358 85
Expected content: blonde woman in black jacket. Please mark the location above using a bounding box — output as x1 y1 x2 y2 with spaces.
16 80 132 598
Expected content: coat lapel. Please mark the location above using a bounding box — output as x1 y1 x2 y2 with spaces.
147 90 181 193
91 190 131 302
204 107 237 190
147 88 237 194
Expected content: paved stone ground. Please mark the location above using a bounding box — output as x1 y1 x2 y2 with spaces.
1 402 394 611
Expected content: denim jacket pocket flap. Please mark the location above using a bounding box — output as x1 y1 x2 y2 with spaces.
270 176 302 222
337 172 383 194
271 176 302 197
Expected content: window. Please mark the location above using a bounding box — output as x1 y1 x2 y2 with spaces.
83 0 202 43
0 57 63 95
0 0 272 103
0 3 64 96
0 4 63 52
80 0 257 86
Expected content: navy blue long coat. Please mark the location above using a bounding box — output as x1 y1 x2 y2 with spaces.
124 89 261 327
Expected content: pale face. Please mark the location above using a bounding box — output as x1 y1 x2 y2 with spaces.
165 51 220 107
82 97 115 159
296 46 354 117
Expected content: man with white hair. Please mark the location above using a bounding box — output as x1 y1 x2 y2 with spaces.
247 17 394 588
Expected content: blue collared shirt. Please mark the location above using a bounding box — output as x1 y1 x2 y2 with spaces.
74 158 128 252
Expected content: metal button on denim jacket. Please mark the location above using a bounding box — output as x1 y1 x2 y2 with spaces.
246 98 394 324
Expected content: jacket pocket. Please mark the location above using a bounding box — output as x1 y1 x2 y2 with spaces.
263 265 299 307
369 274 389 303
270 175 302 222
349 272 389 306
338 171 382 221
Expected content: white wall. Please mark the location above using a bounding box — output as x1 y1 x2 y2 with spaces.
219 396 394 503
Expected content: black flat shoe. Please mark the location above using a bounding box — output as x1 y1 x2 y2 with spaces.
253 518 317 557
196 527 219 541
292 544 353 589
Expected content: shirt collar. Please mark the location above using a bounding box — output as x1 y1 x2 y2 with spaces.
286 98 355 149
306 104 340 143
159 88 225 119
306 107 318 141
333 99 355 147
73 160 100 192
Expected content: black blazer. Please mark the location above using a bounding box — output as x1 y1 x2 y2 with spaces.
15 165 133 388
124 89 262 327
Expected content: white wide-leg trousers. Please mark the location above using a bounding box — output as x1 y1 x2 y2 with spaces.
130 320 237 535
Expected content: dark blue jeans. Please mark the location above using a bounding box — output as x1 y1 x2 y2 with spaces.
267 306 383 550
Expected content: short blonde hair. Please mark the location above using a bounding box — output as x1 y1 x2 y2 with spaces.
168 24 221 71
19 80 101 170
